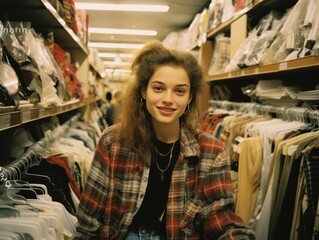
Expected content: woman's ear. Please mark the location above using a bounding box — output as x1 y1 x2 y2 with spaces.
188 94 193 104
141 88 146 99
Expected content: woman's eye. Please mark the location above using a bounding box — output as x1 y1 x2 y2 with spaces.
153 86 162 92
176 88 186 95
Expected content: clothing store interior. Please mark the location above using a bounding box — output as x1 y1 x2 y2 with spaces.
0 0 319 239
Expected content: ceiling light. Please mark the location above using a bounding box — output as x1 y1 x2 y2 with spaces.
103 61 131 66
98 53 117 58
75 3 169 12
89 42 144 49
89 27 157 36
98 53 134 59
105 69 132 73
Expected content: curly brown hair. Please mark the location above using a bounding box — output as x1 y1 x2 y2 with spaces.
117 40 205 164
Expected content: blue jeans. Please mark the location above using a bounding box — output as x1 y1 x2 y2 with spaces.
124 231 164 240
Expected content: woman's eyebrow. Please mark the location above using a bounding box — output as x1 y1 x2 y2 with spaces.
150 80 163 84
176 84 190 88
150 80 190 88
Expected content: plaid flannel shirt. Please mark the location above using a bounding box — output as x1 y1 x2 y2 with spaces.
75 124 255 239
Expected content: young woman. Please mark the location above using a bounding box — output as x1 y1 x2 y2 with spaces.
74 41 255 239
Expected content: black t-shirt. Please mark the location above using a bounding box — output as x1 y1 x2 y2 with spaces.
130 138 180 234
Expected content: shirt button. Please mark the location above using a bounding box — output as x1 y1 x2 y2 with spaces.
140 194 144 198
143 177 147 182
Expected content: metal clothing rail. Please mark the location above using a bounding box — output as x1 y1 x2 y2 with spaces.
0 113 81 192
208 100 319 123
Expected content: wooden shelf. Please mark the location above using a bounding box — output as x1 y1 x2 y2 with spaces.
1 0 88 63
0 98 96 132
207 55 319 81
90 64 105 79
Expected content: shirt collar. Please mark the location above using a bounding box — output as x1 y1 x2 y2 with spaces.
180 123 201 159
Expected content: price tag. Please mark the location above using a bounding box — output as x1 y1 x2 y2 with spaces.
39 108 45 118
0 114 10 129
22 110 31 122
279 62 288 70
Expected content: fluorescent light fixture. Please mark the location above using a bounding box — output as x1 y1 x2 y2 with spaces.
105 69 132 73
89 42 144 49
75 3 169 12
89 27 157 36
98 53 134 59
98 53 117 58
103 61 131 66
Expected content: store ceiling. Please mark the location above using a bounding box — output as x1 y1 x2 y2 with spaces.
74 0 210 75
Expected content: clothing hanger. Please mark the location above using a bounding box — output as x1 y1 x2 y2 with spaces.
17 185 63 239
211 101 318 123
9 185 39 200
18 153 52 186
0 183 25 204
4 162 39 199
0 172 43 214
0 183 53 239
18 154 52 196
0 113 81 198
0 204 20 218
0 193 47 239
0 218 44 240
307 110 319 131
0 230 23 240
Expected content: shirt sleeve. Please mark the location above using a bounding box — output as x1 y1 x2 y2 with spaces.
198 136 256 239
74 136 110 239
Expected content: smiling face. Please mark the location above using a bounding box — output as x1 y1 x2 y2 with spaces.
142 65 192 133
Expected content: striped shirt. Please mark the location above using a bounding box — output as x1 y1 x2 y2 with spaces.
74 124 255 239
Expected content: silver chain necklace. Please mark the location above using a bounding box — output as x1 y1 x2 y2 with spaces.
155 142 175 182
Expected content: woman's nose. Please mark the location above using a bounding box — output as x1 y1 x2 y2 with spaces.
162 90 173 103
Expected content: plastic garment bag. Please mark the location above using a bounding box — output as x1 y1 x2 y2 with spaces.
285 0 319 59
22 28 62 106
1 21 42 103
0 22 19 107
260 0 310 64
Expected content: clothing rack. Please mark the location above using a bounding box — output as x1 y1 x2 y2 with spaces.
0 113 81 192
209 100 319 124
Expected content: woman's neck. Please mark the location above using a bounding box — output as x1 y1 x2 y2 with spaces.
153 121 180 143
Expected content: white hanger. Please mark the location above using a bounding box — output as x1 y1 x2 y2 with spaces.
0 219 44 240
0 230 22 240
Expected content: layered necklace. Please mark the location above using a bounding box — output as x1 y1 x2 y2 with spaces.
154 141 176 182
